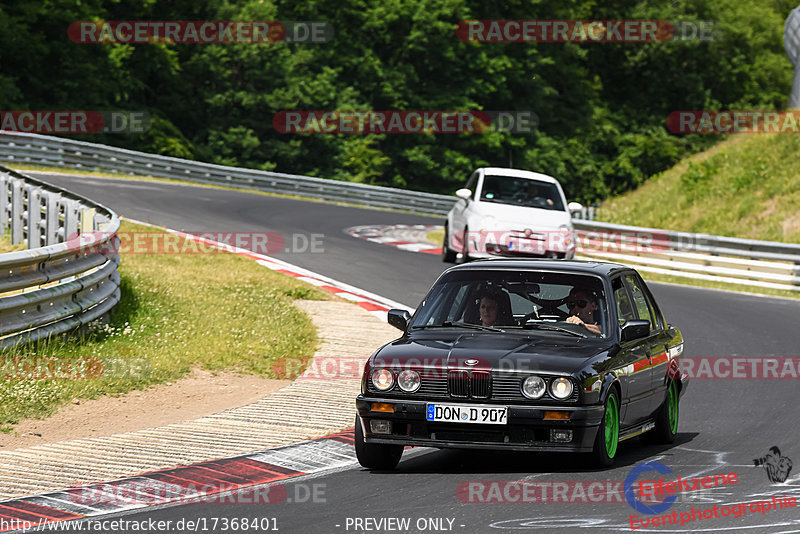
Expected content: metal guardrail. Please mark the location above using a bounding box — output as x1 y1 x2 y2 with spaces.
0 164 121 347
572 220 800 291
1 131 799 292
0 131 455 216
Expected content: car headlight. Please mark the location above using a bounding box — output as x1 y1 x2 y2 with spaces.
521 375 546 399
550 377 574 399
397 370 421 392
371 369 394 391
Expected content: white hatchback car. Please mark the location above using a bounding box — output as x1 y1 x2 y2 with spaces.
442 167 578 262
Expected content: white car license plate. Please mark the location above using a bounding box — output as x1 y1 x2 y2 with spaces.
507 238 544 254
426 403 508 425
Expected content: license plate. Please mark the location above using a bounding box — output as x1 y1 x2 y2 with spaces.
426 403 508 425
507 238 544 254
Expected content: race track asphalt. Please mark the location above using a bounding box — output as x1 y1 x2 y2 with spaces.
32 172 800 534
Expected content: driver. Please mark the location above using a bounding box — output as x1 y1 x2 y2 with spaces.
517 182 555 207
565 288 602 335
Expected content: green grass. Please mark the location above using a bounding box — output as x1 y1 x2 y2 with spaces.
0 231 27 253
0 220 328 430
593 133 800 300
597 134 800 242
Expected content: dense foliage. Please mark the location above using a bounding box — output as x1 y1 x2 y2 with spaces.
0 0 794 202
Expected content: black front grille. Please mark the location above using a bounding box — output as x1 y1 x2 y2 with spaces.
447 370 491 399
471 371 490 398
448 370 470 397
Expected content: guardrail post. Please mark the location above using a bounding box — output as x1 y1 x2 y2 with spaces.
0 173 8 236
44 192 60 245
80 208 96 233
26 184 43 249
60 198 80 241
10 179 24 245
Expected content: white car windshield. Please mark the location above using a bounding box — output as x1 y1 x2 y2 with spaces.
480 175 565 211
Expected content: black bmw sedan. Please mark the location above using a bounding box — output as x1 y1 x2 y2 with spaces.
354 260 688 469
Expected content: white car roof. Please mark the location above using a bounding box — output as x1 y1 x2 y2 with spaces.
480 167 560 184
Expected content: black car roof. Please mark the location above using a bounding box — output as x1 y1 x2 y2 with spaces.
446 259 632 278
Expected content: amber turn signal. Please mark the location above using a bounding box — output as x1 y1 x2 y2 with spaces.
371 403 394 413
544 410 570 420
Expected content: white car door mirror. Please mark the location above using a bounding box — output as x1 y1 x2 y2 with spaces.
567 201 584 212
455 188 472 200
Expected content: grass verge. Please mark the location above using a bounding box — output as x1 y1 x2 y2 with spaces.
0 231 27 254
0 220 329 431
597 134 800 242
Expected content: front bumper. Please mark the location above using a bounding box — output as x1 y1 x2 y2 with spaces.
467 231 576 260
356 395 604 453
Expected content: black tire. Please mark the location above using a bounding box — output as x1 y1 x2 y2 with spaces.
442 224 456 263
650 380 679 444
591 389 620 468
354 416 403 470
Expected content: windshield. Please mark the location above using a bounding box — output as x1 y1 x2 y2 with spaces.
479 175 565 211
411 270 608 338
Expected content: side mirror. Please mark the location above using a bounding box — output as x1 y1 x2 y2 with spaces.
455 188 472 200
621 319 650 342
387 309 411 331
567 201 584 212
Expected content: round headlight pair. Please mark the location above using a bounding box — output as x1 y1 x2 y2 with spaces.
521 376 573 400
371 369 420 393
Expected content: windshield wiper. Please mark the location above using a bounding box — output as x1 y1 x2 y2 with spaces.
412 321 504 332
522 322 587 338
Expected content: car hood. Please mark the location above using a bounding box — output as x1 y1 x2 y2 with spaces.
471 203 571 228
373 332 612 376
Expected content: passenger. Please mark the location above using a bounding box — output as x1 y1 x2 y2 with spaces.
479 294 499 327
565 288 602 335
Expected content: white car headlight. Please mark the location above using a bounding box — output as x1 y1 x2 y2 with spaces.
521 375 546 399
397 370 421 392
371 369 394 391
550 377 574 399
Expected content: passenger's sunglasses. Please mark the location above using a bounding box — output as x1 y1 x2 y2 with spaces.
566 300 589 309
